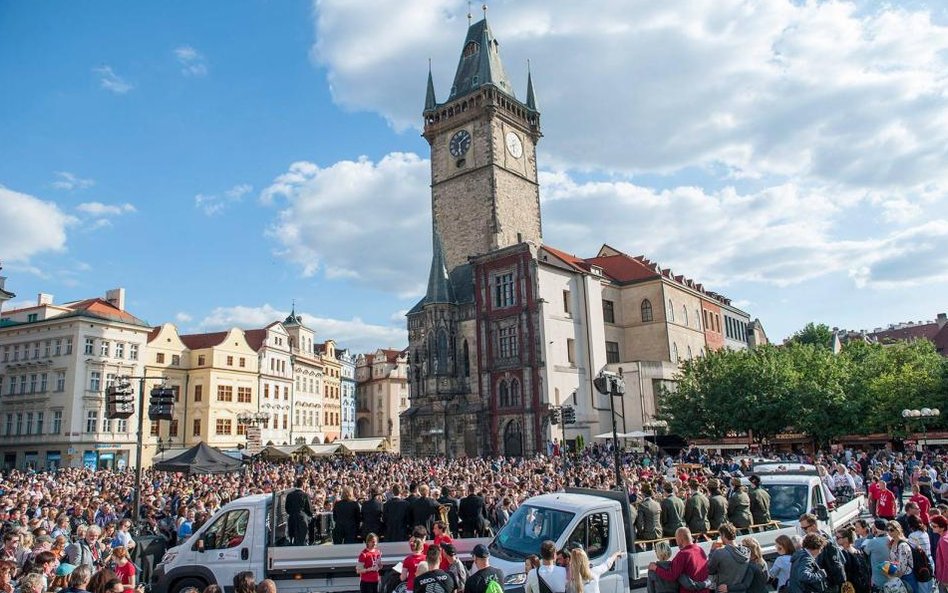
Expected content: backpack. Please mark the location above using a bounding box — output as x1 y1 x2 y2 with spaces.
485 577 504 593
906 542 932 583
843 548 871 593
818 540 847 590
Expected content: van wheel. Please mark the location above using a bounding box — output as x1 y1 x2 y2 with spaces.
171 577 208 593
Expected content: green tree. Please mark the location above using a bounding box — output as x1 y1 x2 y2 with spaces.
787 323 835 349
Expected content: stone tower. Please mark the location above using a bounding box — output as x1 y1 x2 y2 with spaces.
403 15 541 457
423 17 542 272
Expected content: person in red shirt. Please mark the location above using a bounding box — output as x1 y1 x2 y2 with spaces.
909 484 932 526
357 533 382 593
110 546 136 592
401 537 426 592
649 527 710 593
868 475 881 517
877 480 897 520
431 521 453 571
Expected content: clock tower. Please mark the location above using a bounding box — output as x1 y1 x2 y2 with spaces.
423 16 542 272
403 15 542 458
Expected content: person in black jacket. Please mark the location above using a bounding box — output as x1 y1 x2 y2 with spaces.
459 485 487 538
333 487 362 544
788 534 828 593
410 485 441 533
361 488 385 541
383 484 410 542
284 478 314 546
438 486 461 536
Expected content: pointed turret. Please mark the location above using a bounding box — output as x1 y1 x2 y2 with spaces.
424 63 437 112
425 230 456 304
448 18 515 101
525 65 537 111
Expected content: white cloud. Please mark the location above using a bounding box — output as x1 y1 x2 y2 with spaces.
76 202 136 216
0 186 75 262
538 170 948 291
93 65 133 94
262 153 430 296
195 183 253 215
174 45 208 77
198 304 406 353
311 1 948 204
175 312 193 323
52 171 95 191
74 202 136 231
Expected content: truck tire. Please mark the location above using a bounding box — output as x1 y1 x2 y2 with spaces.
170 577 208 593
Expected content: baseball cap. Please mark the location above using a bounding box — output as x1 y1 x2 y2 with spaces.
472 544 490 559
873 519 889 531
440 542 457 556
56 563 77 577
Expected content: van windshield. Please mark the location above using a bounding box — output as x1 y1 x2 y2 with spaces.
761 484 810 522
491 505 575 560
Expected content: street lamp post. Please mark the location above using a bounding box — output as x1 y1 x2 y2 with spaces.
643 419 668 452
594 371 626 493
902 408 941 450
237 411 268 453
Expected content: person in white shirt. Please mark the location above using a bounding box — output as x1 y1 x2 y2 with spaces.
567 548 625 593
525 540 567 593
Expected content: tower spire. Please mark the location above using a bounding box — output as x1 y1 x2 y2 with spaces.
425 228 456 304
425 59 437 111
526 59 537 111
448 10 514 100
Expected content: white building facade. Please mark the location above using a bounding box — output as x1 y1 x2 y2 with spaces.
0 289 151 470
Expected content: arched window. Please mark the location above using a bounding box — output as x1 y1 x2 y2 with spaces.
436 329 449 375
667 300 675 323
510 379 521 407
641 299 653 322
687 345 693 360
499 380 510 407
462 340 470 377
695 309 701 330
682 306 688 327
672 343 679 363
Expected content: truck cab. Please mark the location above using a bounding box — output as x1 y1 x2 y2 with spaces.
488 489 633 593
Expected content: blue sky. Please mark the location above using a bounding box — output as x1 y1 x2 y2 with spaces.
2 0 948 353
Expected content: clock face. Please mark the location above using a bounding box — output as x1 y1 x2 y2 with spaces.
449 129 472 158
505 131 523 158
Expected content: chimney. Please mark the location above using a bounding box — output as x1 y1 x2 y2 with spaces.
938 313 947 329
105 288 125 311
37 293 53 306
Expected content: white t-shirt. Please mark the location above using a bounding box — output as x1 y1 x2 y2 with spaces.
525 564 567 593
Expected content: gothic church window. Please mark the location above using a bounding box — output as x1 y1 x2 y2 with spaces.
682 306 688 327
667 300 675 322
462 340 470 377
510 379 521 407
499 380 510 407
436 329 449 375
641 299 653 322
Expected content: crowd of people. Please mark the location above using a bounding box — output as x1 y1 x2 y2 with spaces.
0 443 947 593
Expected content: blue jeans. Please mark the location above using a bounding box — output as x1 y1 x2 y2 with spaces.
902 573 920 593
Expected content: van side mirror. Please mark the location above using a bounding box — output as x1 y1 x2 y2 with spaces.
814 505 829 522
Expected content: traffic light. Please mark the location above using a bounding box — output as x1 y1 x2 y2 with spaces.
148 386 175 421
106 378 135 419
562 406 576 425
593 375 610 395
550 407 561 425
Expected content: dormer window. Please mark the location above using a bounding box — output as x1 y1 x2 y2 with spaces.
463 41 479 57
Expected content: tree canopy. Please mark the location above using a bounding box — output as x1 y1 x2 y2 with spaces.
657 333 948 443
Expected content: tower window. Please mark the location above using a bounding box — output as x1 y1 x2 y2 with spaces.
641 299 653 322
463 41 479 57
493 272 516 308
